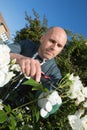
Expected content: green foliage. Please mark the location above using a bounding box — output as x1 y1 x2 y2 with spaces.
0 110 8 123
14 9 48 43
23 78 48 92
56 30 87 86
0 74 83 130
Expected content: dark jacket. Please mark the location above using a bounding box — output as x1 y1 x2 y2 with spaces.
8 40 62 88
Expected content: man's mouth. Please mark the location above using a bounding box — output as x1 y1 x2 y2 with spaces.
46 50 53 56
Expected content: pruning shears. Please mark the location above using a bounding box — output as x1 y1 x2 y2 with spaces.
41 72 57 90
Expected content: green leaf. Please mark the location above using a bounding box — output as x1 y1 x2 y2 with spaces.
35 110 40 122
8 114 17 130
4 104 11 112
0 110 8 123
23 78 44 91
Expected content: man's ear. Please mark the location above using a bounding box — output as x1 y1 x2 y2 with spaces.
40 35 44 43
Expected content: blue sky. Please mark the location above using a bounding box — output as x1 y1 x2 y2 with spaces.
0 0 87 41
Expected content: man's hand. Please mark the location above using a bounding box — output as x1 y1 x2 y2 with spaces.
10 53 41 82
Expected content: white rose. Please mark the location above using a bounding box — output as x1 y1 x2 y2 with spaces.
0 44 10 67
0 70 15 87
83 100 87 108
81 115 87 130
68 115 83 130
0 99 4 110
10 64 21 72
82 87 87 98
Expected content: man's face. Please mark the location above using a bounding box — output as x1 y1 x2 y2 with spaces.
38 28 67 60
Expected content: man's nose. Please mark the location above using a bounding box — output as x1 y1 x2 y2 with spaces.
51 43 57 49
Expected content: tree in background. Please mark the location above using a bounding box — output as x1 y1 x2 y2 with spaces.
14 9 48 43
56 30 87 86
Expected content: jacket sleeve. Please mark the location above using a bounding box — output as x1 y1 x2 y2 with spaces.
8 40 35 57
8 43 21 54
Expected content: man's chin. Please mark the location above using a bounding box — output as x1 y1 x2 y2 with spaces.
43 55 53 60
42 52 54 60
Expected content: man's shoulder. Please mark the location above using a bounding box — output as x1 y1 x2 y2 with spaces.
19 39 38 50
19 39 35 46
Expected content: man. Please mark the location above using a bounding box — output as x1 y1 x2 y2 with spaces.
9 26 67 88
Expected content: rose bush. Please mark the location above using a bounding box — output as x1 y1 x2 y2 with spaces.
0 44 87 130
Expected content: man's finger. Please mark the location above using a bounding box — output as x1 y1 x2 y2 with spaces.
35 60 41 82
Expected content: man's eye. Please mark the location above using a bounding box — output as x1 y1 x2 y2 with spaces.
49 39 56 43
57 44 62 48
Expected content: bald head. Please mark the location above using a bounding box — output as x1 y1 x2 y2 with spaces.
46 27 67 46
39 26 67 60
